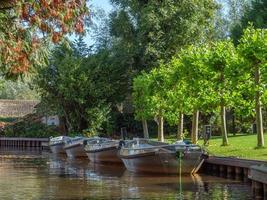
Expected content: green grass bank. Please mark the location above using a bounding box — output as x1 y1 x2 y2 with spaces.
200 134 267 161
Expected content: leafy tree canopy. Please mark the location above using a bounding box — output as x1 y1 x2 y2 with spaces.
109 0 219 72
230 0 267 44
0 0 89 77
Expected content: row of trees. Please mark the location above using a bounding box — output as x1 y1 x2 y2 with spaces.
33 0 267 146
33 0 220 136
133 26 267 147
3 0 266 146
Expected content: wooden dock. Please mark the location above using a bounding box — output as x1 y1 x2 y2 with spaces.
202 156 267 198
249 165 267 199
0 137 49 150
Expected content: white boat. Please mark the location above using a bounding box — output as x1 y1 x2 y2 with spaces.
119 138 205 174
63 137 87 158
49 136 71 154
84 138 122 164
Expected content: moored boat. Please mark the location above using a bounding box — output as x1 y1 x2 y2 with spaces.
119 138 205 174
84 138 122 164
49 136 71 154
64 137 87 158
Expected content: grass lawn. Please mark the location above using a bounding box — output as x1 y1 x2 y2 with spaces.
199 134 267 161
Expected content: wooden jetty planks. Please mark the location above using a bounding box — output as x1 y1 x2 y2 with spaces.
205 156 267 168
250 165 267 184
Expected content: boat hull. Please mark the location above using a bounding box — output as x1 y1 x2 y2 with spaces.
50 143 65 154
120 149 204 174
86 147 122 164
64 143 87 158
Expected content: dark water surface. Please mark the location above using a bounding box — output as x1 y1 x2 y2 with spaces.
0 148 253 200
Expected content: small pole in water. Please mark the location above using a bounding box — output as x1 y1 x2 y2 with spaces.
178 151 183 199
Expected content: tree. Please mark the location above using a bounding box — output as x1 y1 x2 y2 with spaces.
35 40 114 135
0 77 39 100
133 73 153 138
230 0 267 44
164 58 190 140
206 41 239 146
0 0 88 77
110 0 218 137
177 46 213 144
237 26 267 147
110 0 218 68
133 66 170 142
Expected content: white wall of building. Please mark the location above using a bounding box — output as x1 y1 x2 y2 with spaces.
41 115 60 126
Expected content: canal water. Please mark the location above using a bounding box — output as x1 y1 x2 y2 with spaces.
0 148 253 200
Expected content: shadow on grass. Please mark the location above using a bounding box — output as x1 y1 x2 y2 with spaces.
254 146 266 150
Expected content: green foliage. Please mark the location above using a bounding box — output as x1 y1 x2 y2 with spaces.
108 0 219 114
237 26 267 102
110 0 218 67
205 40 253 114
83 105 111 136
230 0 267 44
133 72 154 120
162 59 189 125
35 39 114 134
133 66 170 120
133 27 267 145
238 26 267 65
0 117 17 123
176 45 213 113
3 121 58 138
0 77 39 100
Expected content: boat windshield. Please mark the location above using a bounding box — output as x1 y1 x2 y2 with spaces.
122 138 202 152
64 137 84 145
124 139 167 149
49 136 70 145
86 138 109 145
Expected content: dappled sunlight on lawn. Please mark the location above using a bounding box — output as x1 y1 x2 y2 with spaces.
202 134 267 160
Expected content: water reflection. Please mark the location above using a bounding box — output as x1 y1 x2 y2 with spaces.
0 148 253 200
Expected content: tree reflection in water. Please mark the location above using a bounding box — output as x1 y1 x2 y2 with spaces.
0 148 253 200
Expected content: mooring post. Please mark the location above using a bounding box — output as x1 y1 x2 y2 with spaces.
212 164 218 175
235 167 242 180
254 181 263 199
227 166 233 179
264 184 267 200
243 168 249 183
252 181 255 194
204 163 210 174
219 165 226 177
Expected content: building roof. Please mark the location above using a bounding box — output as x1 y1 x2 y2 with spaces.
0 100 39 118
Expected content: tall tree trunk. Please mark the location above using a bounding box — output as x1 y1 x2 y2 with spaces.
255 65 264 147
142 119 149 138
191 110 199 144
220 72 229 146
177 112 184 140
221 103 229 146
157 116 164 142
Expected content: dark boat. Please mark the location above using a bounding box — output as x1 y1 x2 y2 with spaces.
119 138 205 174
64 137 87 158
49 136 71 154
84 138 122 164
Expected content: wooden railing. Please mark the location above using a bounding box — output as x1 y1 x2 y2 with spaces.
0 137 49 149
